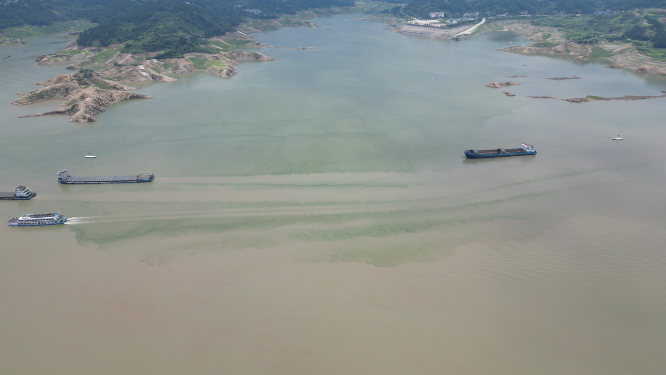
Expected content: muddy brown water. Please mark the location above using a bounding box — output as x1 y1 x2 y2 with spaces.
1 14 666 375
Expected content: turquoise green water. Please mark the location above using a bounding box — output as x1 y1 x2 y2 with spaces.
1 15 666 375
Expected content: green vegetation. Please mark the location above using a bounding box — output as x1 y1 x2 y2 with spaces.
77 4 233 59
1 20 94 39
25 92 55 101
93 48 120 62
188 57 209 69
404 0 604 19
2 0 354 48
94 82 111 89
206 59 227 67
590 46 614 59
531 16 610 43
209 40 233 51
189 57 227 69
226 39 255 48
75 68 94 80
532 42 559 47
209 38 255 51
529 12 666 59
588 95 605 99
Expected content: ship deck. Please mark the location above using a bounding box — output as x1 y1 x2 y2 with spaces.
66 175 139 183
474 148 525 154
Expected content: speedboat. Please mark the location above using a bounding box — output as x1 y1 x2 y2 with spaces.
85 153 96 158
612 135 623 140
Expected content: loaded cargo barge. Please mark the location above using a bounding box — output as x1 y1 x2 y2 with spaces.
464 144 536 159
57 169 154 184
0 185 36 200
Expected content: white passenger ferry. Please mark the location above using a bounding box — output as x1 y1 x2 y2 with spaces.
8 212 67 226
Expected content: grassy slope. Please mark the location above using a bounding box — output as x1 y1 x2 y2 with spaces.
531 12 666 60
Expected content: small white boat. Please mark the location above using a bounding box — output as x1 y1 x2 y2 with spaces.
85 153 96 158
612 135 623 140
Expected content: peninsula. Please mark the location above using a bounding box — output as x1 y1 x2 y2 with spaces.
4 0 356 122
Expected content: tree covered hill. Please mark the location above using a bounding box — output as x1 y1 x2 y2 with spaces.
76 3 239 57
2 0 353 57
608 0 666 9
0 0 354 30
403 0 612 19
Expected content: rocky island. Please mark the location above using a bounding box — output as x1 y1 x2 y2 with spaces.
484 81 520 88
14 36 276 122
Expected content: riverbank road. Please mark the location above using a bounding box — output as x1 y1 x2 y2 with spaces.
455 18 486 37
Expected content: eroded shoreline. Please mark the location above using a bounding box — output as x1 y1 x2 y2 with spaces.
394 19 666 78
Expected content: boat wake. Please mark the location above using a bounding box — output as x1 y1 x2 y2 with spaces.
64 217 99 225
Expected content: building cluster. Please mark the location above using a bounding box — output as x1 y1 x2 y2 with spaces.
429 11 479 19
408 19 445 27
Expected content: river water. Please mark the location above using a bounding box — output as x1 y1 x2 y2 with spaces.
1 14 666 375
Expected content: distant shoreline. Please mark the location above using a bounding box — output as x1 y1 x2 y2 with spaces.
390 19 666 78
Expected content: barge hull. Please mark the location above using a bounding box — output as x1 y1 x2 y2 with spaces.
57 170 154 184
464 144 537 159
0 193 36 200
465 152 535 159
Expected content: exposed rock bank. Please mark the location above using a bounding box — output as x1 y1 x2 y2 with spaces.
13 71 152 122
547 76 581 80
484 81 520 88
34 45 276 81
499 43 594 59
0 37 26 46
17 34 279 123
564 97 595 103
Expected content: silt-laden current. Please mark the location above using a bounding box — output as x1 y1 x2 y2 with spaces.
1 14 666 375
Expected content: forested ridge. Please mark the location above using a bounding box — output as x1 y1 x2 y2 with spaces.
403 0 610 19
1 0 353 57
76 3 239 58
403 0 666 19
4 0 666 58
398 0 666 55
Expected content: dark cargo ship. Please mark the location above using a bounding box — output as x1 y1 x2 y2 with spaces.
57 169 154 184
464 143 536 159
0 185 36 200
